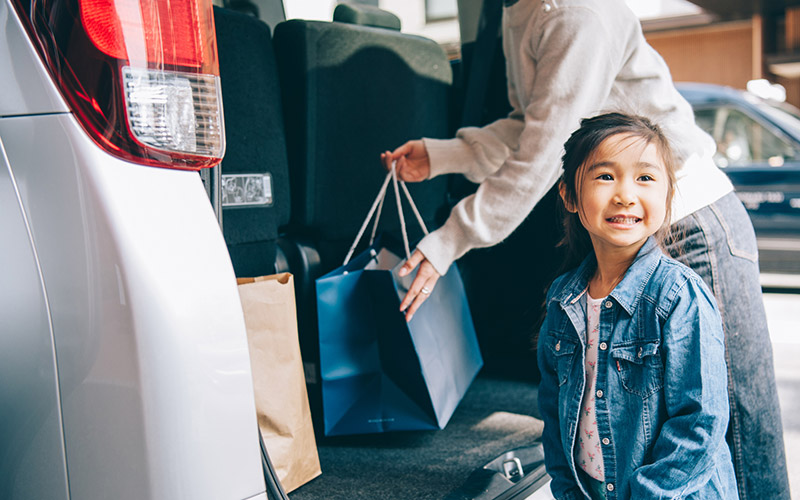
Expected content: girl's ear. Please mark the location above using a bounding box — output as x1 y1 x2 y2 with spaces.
559 180 577 213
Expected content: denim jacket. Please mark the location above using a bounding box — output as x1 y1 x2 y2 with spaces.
537 238 738 500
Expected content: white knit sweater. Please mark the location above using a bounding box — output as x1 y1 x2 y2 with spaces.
416 0 732 275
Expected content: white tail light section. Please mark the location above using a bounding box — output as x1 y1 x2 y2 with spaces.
123 67 224 157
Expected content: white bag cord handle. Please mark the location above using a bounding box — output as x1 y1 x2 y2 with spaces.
368 181 386 247
343 172 391 266
342 161 430 266
392 165 411 259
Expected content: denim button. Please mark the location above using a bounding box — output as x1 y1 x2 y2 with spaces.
596 390 603 398
606 483 614 492
599 342 607 351
604 300 613 308
602 438 610 445
555 341 561 352
637 347 643 358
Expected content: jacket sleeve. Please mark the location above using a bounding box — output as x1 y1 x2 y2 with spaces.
415 6 623 275
628 275 730 497
537 286 584 500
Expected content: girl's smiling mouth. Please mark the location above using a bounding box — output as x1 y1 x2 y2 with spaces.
606 216 642 225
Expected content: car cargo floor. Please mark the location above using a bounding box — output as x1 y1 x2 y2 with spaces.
289 375 543 499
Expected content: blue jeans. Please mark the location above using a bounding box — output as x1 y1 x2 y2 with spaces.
665 192 790 500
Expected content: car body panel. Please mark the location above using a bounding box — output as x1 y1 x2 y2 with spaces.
0 0 268 497
0 0 69 117
723 164 800 235
0 112 266 499
0 134 70 500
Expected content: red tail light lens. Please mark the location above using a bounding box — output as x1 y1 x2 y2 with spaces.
12 0 225 170
81 0 208 69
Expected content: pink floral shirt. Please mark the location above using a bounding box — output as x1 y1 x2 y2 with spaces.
576 294 606 481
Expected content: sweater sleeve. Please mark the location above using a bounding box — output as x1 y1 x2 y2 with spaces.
417 7 624 275
423 116 526 183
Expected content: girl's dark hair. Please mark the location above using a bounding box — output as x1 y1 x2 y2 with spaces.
558 112 678 271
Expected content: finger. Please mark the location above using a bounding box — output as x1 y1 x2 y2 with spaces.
404 293 426 322
399 270 427 313
380 150 392 171
404 273 440 322
395 157 418 182
391 141 414 158
389 145 410 173
399 260 440 314
398 249 425 277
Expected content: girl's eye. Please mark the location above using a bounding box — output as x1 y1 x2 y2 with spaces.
597 173 613 181
638 174 655 182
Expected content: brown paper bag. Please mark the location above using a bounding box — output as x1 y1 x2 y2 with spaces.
237 273 321 492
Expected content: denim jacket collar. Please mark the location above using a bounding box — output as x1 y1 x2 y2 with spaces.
554 237 663 316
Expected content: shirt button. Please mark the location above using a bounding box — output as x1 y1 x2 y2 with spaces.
602 438 610 445
596 390 603 398
604 300 613 309
599 342 607 351
555 341 561 351
607 483 615 492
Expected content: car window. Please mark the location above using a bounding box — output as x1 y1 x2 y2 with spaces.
758 99 800 139
694 106 800 167
694 108 717 137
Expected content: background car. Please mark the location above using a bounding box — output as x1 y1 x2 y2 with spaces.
677 82 800 281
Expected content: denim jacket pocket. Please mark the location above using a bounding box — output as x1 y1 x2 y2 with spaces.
611 340 664 398
547 336 578 387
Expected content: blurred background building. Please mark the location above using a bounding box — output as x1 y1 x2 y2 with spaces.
641 0 800 108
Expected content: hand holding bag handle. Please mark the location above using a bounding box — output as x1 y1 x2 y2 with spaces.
342 162 429 266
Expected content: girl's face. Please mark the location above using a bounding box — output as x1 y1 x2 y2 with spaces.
563 133 670 257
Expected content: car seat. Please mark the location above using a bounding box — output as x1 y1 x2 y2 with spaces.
272 8 453 272
271 6 454 392
214 6 292 278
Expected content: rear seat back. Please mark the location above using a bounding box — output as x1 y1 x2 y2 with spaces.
272 15 453 270
214 7 291 277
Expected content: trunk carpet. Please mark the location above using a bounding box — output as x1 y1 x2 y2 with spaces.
289 375 542 499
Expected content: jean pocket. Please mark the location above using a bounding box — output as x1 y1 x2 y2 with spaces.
710 196 758 263
611 340 664 398
547 336 578 387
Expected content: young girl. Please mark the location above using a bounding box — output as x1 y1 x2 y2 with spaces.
537 113 738 500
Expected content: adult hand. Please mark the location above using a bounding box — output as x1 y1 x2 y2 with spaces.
398 249 441 322
381 140 431 183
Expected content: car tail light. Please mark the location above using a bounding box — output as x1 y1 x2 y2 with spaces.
11 0 225 170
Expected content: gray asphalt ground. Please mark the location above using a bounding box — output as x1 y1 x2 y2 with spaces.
763 292 800 498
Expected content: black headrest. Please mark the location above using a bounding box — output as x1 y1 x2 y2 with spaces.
333 4 401 30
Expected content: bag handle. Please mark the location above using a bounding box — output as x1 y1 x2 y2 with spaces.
343 162 429 266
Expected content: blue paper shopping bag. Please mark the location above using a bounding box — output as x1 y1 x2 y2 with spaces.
315 170 483 436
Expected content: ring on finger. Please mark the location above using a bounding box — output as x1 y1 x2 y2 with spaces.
420 286 431 295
